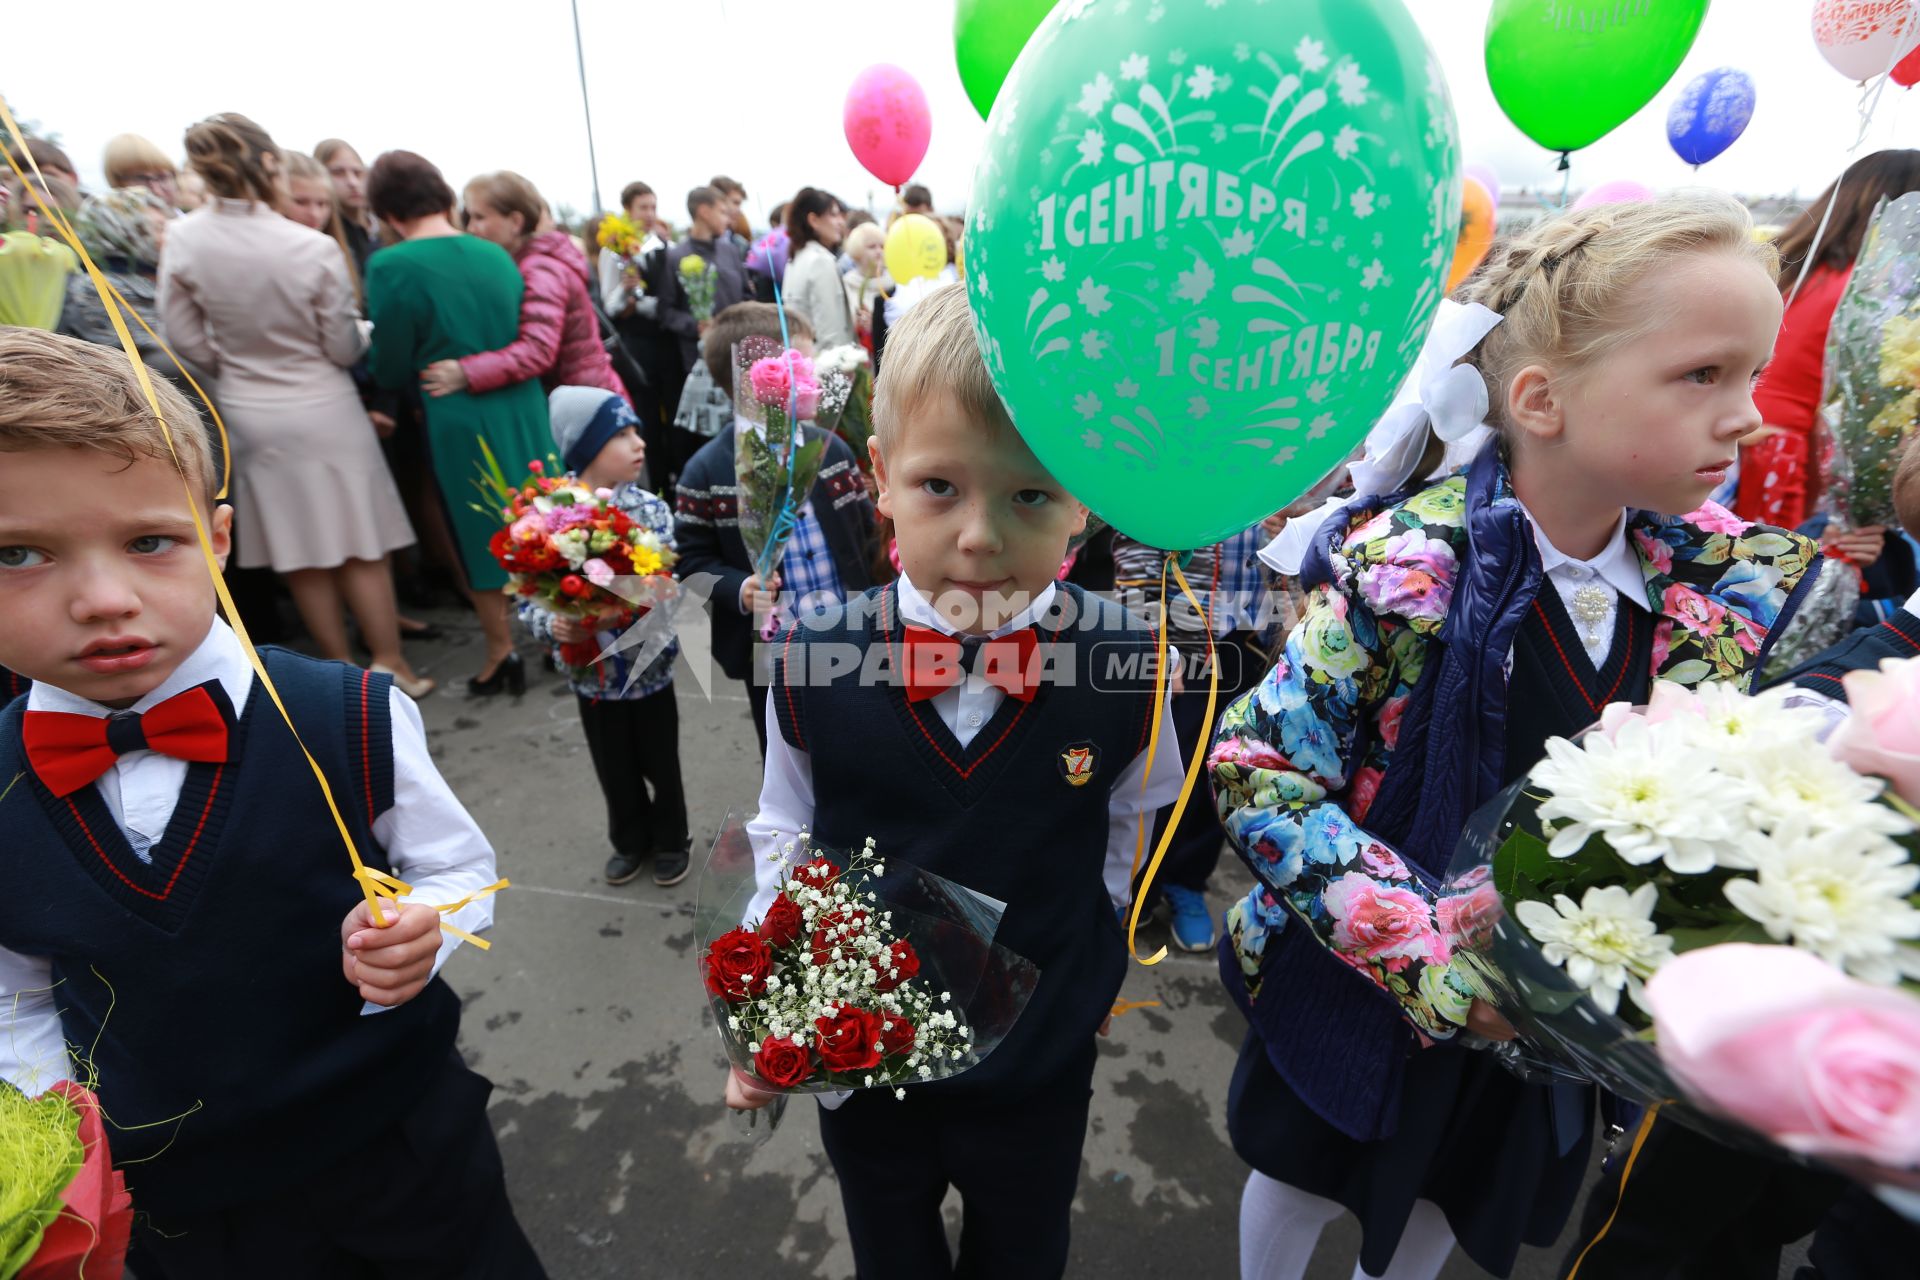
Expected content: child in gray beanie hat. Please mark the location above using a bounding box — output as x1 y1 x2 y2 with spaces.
525 386 692 887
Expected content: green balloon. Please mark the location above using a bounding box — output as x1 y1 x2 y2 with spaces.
966 0 1460 551
1485 0 1708 153
955 0 1059 121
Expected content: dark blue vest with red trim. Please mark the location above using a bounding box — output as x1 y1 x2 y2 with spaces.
770 582 1159 1097
0 647 460 1217
1781 608 1920 699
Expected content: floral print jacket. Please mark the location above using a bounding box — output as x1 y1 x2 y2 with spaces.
1208 466 1822 1039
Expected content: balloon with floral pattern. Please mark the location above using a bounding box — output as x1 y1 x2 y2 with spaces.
964 0 1460 550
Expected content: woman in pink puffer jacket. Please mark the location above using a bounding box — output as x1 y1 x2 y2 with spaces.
419 170 627 404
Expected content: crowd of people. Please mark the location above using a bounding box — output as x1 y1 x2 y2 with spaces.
0 107 1916 1280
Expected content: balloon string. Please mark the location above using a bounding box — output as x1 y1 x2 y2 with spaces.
1787 36 1910 307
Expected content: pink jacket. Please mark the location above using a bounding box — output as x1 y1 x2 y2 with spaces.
459 230 626 402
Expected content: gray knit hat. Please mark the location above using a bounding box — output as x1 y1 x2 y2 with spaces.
547 385 635 475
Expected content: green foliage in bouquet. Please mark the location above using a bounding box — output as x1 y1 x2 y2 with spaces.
739 422 826 581
1822 192 1920 528
0 1082 82 1278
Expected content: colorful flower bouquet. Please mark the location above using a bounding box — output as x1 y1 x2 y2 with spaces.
0 1081 132 1280
696 813 1039 1127
678 252 717 324
733 338 828 599
813 344 875 470
477 453 678 681
1441 667 1920 1187
595 212 646 297
1821 191 1920 529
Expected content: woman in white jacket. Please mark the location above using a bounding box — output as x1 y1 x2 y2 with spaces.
779 187 854 351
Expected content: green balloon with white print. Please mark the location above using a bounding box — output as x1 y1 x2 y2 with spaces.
964 0 1459 550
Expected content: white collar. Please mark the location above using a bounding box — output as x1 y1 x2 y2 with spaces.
27 619 253 719
895 572 1058 640
1518 502 1647 610
1906 586 1920 618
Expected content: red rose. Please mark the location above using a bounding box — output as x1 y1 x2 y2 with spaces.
528 460 544 474
879 1015 916 1057
702 926 772 1004
752 1035 812 1088
560 574 589 598
791 856 840 890
810 908 870 967
814 1005 883 1074
870 939 921 994
759 894 803 949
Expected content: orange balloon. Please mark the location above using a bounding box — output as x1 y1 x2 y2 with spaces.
1446 178 1496 293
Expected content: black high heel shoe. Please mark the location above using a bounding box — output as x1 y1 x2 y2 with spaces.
467 651 525 697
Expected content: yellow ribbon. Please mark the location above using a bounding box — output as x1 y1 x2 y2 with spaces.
1564 1103 1663 1279
0 96 504 943
1124 554 1221 966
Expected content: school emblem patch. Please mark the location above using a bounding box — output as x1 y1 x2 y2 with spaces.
1059 742 1098 788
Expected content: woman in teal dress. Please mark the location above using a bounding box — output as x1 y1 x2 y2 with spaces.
365 150 548 694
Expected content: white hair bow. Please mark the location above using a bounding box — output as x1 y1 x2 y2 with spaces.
1261 300 1503 576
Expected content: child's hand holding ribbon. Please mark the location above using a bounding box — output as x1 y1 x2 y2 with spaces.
340 901 444 1007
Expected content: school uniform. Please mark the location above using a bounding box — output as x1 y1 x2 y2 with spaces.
0 621 542 1279
747 576 1184 1279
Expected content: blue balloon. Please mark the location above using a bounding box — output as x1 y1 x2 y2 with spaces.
1666 67 1755 167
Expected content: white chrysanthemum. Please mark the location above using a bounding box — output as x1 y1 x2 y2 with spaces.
1729 748 1914 856
1722 823 1920 985
1513 883 1673 1015
1532 718 1732 873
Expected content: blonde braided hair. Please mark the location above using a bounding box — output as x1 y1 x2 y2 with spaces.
1458 190 1778 435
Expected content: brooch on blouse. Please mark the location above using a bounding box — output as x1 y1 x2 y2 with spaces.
1572 584 1612 648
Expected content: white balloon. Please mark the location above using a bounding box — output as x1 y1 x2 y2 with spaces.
1812 0 1920 82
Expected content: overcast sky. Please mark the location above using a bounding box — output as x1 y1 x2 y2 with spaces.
4 0 1914 229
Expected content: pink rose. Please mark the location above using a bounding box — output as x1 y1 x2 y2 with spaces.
1646 944 1920 1169
1350 769 1384 822
748 349 821 416
1210 736 1290 772
1596 680 1700 741
1357 837 1405 879
1831 656 1920 807
1324 872 1448 972
1663 584 1727 638
583 557 614 588
1436 882 1504 952
1633 528 1675 576
1683 500 1750 536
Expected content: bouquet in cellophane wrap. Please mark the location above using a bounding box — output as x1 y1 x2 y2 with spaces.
733 338 827 622
696 812 1039 1128
476 450 679 684
1821 191 1920 530
1440 672 1920 1191
812 344 875 471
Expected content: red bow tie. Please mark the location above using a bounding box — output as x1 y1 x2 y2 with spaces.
901 626 1040 703
23 682 234 798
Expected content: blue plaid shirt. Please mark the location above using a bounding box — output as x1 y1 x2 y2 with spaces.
774 498 846 626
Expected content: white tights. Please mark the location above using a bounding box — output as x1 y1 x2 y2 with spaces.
1239 1170 1457 1280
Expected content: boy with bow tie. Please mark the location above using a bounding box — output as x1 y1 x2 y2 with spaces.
725 284 1184 1279
0 330 544 1278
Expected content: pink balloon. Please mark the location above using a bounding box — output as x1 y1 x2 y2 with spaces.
844 64 932 188
1464 162 1501 212
1574 179 1656 209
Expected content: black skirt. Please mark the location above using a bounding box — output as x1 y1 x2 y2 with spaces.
1228 1029 1592 1277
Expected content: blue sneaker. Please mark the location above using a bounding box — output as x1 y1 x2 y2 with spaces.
1162 885 1217 953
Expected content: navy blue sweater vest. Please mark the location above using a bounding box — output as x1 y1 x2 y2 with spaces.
771 583 1159 1097
0 648 460 1216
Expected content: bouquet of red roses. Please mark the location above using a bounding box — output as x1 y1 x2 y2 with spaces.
477 451 678 680
696 813 1038 1108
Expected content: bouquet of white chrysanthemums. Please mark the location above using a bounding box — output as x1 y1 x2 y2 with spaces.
1442 664 1920 1183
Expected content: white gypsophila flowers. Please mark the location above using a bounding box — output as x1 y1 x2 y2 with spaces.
1532 716 1733 874
1513 883 1674 1015
1722 821 1920 986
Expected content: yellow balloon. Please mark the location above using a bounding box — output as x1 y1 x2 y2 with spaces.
885 213 947 284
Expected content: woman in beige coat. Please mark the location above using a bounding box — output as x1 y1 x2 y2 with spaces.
160 113 431 695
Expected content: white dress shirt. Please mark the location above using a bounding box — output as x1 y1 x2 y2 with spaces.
745 574 1186 921
1518 503 1648 660
0 620 498 1092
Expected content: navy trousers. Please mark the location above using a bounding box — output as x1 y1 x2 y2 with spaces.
131 1054 545 1280
817 1043 1097 1279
